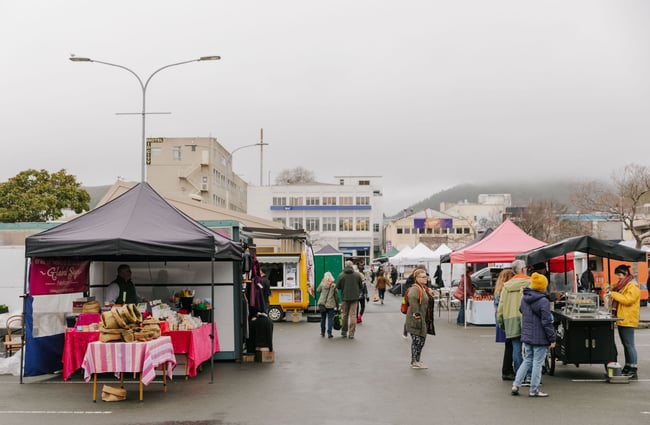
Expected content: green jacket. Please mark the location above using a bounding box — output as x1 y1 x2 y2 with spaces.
496 275 530 339
336 267 362 301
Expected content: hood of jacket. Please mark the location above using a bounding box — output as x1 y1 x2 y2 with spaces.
522 287 547 314
503 276 529 293
343 266 355 274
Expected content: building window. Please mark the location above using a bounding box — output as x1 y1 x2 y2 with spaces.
356 217 369 231
306 218 319 232
323 196 336 206
358 180 370 186
273 217 286 226
305 197 320 206
396 228 403 234
289 197 303 206
322 217 336 231
272 197 287 206
339 217 353 232
373 223 379 232
172 146 182 161
339 179 344 185
356 196 370 205
289 217 303 230
339 196 353 205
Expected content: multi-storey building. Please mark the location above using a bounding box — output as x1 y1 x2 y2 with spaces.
247 176 383 265
146 137 248 213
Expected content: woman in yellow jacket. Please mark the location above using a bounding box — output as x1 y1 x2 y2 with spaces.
609 264 640 379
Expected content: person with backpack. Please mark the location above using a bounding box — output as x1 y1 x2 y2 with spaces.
405 268 433 369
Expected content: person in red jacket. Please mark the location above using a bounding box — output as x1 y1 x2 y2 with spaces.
456 265 475 325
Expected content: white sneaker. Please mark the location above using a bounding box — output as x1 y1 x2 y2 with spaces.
411 362 420 369
417 362 428 369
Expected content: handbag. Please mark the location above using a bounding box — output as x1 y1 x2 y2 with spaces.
495 325 506 343
318 304 326 314
333 311 342 330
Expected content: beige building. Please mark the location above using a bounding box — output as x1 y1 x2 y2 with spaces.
146 137 248 213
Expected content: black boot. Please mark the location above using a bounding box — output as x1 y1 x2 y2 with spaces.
625 367 638 380
622 365 630 375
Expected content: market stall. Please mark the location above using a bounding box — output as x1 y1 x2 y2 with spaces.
21 183 243 382
516 236 647 374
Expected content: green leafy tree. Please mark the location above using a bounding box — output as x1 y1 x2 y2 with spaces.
0 169 91 222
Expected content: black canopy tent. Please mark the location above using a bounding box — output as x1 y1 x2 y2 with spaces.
516 235 647 293
22 183 243 382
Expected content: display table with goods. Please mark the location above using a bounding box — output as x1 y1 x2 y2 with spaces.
545 293 620 376
467 293 495 325
62 304 216 380
82 335 176 401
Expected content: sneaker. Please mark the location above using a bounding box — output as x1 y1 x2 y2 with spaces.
416 362 428 369
327 334 333 338
341 333 347 338
381 300 384 304
411 362 420 369
320 333 325 338
402 333 408 340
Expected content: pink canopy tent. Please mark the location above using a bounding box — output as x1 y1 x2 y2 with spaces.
450 219 546 264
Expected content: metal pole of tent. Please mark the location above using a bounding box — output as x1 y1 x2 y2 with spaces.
20 258 29 384
210 257 215 384
463 263 467 329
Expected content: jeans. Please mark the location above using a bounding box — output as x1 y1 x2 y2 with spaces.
510 337 523 373
618 326 637 366
514 343 547 394
320 308 334 336
457 300 465 324
378 288 386 301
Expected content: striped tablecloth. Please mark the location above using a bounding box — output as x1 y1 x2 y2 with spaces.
82 336 176 385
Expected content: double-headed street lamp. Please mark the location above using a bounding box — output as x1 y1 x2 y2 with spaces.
69 55 221 182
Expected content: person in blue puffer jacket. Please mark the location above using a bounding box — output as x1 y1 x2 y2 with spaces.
511 273 556 398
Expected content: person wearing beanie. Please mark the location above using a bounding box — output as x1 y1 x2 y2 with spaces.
511 272 556 397
608 264 640 379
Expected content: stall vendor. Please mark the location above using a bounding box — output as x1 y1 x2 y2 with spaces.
105 264 145 305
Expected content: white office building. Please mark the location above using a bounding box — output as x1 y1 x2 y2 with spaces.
247 176 383 265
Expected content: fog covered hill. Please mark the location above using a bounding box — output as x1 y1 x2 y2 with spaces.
394 180 584 219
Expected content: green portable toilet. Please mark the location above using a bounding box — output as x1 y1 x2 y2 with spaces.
307 244 345 321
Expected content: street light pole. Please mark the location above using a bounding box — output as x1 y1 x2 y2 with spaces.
69 55 221 183
230 128 269 186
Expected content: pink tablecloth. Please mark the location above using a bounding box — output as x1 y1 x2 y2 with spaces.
164 323 219 377
62 330 100 380
82 336 176 385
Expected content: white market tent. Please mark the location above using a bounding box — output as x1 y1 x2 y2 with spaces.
388 246 413 266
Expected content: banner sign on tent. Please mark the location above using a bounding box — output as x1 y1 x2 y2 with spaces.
414 218 453 229
29 258 89 295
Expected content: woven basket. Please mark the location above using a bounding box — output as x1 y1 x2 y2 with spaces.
101 311 119 329
82 301 100 313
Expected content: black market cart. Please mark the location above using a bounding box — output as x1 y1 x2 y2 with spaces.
516 236 646 375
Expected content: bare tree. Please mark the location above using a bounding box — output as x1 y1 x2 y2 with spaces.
274 167 315 185
571 163 650 249
518 199 572 243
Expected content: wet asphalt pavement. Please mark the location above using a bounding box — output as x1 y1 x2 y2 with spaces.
0 292 649 425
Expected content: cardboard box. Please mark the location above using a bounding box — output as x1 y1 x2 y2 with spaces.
242 354 255 363
255 350 274 363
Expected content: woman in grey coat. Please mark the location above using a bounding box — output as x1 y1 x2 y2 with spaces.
317 272 339 338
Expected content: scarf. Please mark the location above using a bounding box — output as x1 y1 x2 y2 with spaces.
611 274 634 314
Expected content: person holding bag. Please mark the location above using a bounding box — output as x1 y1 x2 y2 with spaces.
406 269 434 369
317 271 339 338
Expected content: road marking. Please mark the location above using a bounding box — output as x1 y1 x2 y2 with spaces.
0 411 111 414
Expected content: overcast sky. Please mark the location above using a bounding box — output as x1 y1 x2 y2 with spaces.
1 1 648 216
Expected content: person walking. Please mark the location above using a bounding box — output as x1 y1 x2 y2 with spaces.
316 271 339 338
494 268 516 380
375 267 389 304
608 264 640 379
433 265 444 287
336 261 363 339
497 260 530 375
357 275 369 323
511 273 556 397
406 268 433 369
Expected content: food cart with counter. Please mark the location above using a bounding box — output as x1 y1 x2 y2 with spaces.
516 235 647 376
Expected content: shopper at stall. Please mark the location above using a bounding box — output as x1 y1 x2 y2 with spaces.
497 260 530 374
454 265 475 325
336 261 363 339
494 268 516 380
511 272 556 397
105 264 144 305
406 268 433 369
609 264 640 379
433 265 444 288
317 271 339 338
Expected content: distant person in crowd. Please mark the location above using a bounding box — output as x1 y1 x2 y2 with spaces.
608 264 640 379
511 273 556 397
406 268 433 369
105 264 144 305
580 262 596 292
433 265 444 288
375 267 389 304
316 271 339 338
494 268 516 380
497 260 530 375
260 267 271 314
268 263 282 287
455 265 475 325
390 265 398 287
246 307 273 354
357 273 369 323
336 260 363 339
